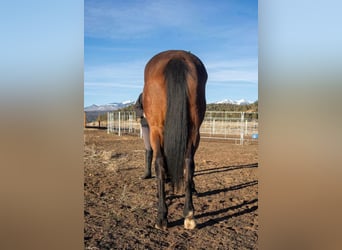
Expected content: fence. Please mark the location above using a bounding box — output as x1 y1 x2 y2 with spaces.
107 111 258 144
107 111 140 136
200 111 258 144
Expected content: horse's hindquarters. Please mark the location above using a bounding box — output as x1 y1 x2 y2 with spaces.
142 50 207 230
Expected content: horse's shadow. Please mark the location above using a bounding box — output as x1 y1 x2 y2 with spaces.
166 163 258 200
168 198 258 229
196 180 258 198
167 163 258 229
195 198 258 229
195 163 258 177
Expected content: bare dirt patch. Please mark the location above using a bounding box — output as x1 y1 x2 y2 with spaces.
84 129 258 249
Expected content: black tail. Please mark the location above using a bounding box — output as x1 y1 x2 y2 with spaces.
163 58 189 190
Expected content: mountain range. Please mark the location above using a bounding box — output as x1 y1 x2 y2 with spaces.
84 101 135 112
84 99 254 112
213 99 254 105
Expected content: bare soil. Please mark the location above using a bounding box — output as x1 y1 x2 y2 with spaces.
84 129 258 249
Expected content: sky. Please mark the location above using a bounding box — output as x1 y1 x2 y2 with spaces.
84 0 258 107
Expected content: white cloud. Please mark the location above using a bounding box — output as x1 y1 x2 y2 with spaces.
206 58 258 83
85 1 197 39
85 60 145 83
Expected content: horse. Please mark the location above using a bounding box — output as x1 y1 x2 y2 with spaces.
142 50 207 230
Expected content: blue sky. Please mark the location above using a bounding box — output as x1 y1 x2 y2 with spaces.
84 0 258 107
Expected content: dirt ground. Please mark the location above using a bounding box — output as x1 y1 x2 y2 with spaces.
84 129 258 250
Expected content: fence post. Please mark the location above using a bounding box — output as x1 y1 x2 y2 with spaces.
84 112 87 128
129 112 135 133
107 112 109 134
213 119 216 135
118 112 121 136
245 119 248 135
240 112 244 145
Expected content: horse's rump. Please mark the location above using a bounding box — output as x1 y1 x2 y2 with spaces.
143 50 207 189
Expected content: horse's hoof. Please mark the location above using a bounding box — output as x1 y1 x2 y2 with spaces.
184 217 196 230
155 220 168 230
154 224 167 230
141 174 152 180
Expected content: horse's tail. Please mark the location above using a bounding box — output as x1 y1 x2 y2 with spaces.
163 58 189 191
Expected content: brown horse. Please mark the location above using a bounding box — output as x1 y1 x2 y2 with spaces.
143 50 207 230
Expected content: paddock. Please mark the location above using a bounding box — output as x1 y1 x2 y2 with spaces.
84 129 258 249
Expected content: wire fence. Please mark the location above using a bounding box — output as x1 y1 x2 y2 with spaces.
106 111 258 145
200 111 258 144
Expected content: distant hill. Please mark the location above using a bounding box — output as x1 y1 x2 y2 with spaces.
84 101 134 112
214 98 254 105
84 101 134 123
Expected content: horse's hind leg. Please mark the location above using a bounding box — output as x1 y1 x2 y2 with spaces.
154 149 168 230
183 145 196 230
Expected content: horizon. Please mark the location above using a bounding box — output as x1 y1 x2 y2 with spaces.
84 0 258 107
